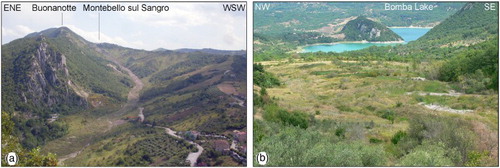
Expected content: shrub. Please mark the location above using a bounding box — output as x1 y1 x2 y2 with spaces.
262 104 310 129
391 131 407 144
465 151 489 166
365 105 376 111
255 124 387 167
398 141 455 166
278 110 309 129
365 120 375 129
337 105 353 112
380 109 395 124
404 114 475 165
457 70 491 93
395 102 403 108
415 96 424 102
335 127 346 138
262 104 282 122
369 138 383 144
254 63 281 88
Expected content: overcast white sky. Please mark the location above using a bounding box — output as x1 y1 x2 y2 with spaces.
2 2 246 50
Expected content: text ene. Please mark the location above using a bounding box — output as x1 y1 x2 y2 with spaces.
3 4 21 11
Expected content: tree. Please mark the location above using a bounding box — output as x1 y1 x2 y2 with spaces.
1 112 58 166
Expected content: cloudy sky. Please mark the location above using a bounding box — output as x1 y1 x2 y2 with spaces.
2 2 246 50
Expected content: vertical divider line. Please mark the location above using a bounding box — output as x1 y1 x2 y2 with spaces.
98 12 100 40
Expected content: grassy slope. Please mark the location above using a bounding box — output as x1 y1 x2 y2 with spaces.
254 59 498 166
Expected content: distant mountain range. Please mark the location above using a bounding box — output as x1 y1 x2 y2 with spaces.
153 48 246 55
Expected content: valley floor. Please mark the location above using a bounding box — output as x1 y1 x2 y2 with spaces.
42 57 238 167
43 57 146 166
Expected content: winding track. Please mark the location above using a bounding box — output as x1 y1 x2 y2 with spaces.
145 118 205 166
114 59 205 166
58 58 144 165
110 59 144 117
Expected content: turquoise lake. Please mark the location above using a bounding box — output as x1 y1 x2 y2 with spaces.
302 28 431 53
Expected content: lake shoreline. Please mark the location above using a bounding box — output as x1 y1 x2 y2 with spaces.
389 26 434 29
297 40 405 53
298 27 432 53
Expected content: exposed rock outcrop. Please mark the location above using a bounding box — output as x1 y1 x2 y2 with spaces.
340 16 403 42
17 37 87 111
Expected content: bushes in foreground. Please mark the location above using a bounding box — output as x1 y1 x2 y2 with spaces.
395 114 478 166
254 63 281 88
254 120 386 166
262 104 309 129
398 141 455 166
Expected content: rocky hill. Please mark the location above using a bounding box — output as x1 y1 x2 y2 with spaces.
340 16 403 42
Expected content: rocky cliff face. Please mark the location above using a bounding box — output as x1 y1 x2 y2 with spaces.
341 16 403 42
14 36 87 113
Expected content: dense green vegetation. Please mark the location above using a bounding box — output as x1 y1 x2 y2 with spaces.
105 128 194 166
438 38 498 92
417 3 498 48
1 112 58 166
255 120 386 166
121 134 194 166
254 63 281 88
59 123 197 166
341 16 402 42
148 53 229 84
134 53 246 134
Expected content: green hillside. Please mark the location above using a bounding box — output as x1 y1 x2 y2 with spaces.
415 2 498 47
96 43 247 134
1 27 132 149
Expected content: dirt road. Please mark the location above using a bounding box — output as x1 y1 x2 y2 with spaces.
186 143 204 166
149 123 205 166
